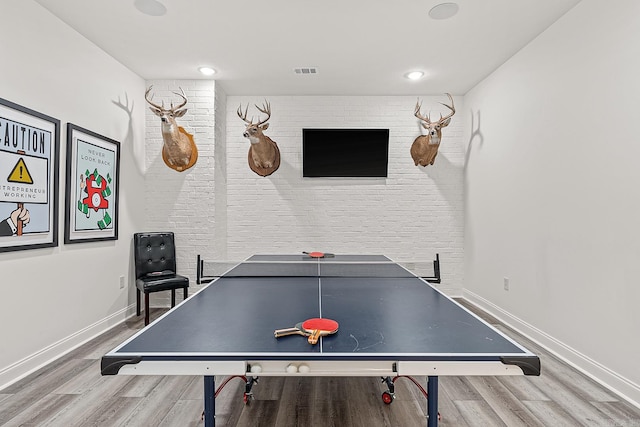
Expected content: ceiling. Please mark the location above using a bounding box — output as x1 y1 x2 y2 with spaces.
34 0 581 96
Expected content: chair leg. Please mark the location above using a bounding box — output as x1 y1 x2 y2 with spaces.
136 289 141 316
171 289 176 307
183 287 188 300
144 292 150 326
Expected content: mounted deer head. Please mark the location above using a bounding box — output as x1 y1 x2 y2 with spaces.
145 86 198 172
410 93 455 167
237 100 281 176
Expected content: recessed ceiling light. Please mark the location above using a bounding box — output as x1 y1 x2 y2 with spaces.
199 67 216 76
429 2 459 20
405 71 425 81
134 0 167 16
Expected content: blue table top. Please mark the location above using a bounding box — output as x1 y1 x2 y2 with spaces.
107 256 536 365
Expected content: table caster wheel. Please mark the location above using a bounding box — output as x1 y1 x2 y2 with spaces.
243 393 253 404
382 390 395 404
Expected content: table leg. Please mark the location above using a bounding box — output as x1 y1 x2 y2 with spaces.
204 376 215 427
427 376 438 427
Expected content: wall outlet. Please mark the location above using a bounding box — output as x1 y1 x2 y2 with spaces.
503 277 509 291
119 275 125 289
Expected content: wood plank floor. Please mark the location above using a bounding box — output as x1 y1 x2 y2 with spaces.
2 301 640 426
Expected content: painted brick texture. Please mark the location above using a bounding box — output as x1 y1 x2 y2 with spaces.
144 80 217 304
225 95 464 294
145 87 464 301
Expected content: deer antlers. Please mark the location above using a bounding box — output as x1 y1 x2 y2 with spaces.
237 100 271 126
414 93 455 124
145 85 188 112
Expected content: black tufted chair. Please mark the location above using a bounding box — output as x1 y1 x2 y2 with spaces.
134 232 189 325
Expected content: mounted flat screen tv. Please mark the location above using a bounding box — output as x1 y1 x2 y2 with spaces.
303 128 389 178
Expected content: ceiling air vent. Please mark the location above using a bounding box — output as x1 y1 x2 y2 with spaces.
294 67 318 75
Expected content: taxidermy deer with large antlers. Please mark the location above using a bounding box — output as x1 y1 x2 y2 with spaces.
145 86 198 172
410 93 455 167
237 100 281 177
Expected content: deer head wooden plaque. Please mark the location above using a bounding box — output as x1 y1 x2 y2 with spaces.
410 93 455 167
237 100 281 177
145 86 198 172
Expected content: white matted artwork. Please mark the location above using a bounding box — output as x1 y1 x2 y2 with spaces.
0 97 60 252
64 123 120 243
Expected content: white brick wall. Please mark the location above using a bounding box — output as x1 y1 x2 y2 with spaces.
144 80 216 303
145 89 464 298
225 95 464 294
213 85 228 260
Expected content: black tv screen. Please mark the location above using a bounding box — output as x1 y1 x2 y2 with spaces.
303 129 389 178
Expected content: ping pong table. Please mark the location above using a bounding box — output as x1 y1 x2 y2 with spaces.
102 254 540 426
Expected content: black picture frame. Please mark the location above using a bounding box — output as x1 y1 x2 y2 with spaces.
0 97 60 253
64 123 120 244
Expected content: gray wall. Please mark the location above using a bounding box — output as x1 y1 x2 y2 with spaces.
463 0 640 407
0 1 147 388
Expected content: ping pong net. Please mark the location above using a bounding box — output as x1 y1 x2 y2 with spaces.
196 254 441 284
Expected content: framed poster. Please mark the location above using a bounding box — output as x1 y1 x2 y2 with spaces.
0 97 60 253
64 123 120 244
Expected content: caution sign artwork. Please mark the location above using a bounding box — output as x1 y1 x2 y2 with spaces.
0 97 59 253
65 124 119 243
0 152 48 204
8 158 34 184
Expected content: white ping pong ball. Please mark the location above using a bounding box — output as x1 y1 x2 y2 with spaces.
250 364 262 373
298 364 310 373
286 364 298 373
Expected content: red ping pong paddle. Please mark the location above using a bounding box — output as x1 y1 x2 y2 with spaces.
300 318 339 344
274 318 339 344
303 251 335 258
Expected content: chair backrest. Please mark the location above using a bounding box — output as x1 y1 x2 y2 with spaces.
134 232 178 279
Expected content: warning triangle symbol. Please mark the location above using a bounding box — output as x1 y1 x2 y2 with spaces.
8 158 34 184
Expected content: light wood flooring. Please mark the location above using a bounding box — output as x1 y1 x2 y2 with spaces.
1 301 640 426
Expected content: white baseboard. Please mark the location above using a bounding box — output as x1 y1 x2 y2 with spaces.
0 304 136 391
463 289 640 410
